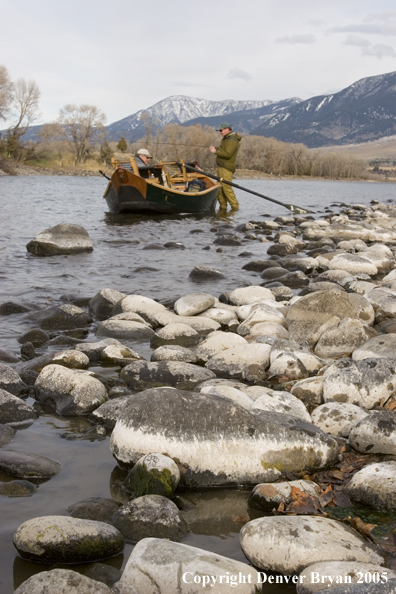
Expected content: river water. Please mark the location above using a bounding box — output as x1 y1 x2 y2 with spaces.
0 175 395 593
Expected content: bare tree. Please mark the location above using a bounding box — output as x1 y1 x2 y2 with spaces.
39 123 69 166
58 104 106 164
10 78 41 138
0 65 13 121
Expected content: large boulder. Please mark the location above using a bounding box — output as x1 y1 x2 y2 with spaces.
26 224 93 256
110 387 338 487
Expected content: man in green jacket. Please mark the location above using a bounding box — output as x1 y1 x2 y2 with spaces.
209 122 242 210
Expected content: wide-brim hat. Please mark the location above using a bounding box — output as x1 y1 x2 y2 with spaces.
215 122 232 131
137 149 152 158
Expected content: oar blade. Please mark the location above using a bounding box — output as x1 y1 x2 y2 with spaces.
285 203 312 215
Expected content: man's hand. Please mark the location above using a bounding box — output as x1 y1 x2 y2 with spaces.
209 146 216 154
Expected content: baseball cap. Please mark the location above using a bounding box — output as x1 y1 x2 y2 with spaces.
215 122 232 131
137 149 152 158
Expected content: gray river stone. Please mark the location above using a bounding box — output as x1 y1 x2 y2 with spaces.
91 396 131 430
101 344 144 366
14 569 114 594
311 402 368 437
26 223 93 256
153 311 221 334
322 358 396 409
205 343 272 382
75 338 124 361
194 330 247 363
89 289 127 320
314 318 374 359
96 314 154 340
67 497 120 522
200 384 254 410
345 461 396 511
34 364 108 415
239 516 384 575
270 339 323 373
251 390 311 422
13 515 124 563
123 453 180 498
18 327 50 347
0 450 60 479
291 377 325 408
297 562 396 594
228 285 275 305
151 345 198 364
0 389 36 426
349 411 396 454
29 303 92 330
352 334 396 361
0 423 15 446
267 351 308 381
197 306 239 329
150 322 200 348
0 363 28 397
174 293 216 316
248 479 320 511
111 494 187 542
113 537 260 594
110 387 338 487
120 361 215 391
328 253 378 276
50 349 90 369
112 294 166 325
286 290 374 347
189 265 225 280
0 479 37 497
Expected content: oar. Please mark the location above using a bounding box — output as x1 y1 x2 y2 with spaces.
179 163 312 215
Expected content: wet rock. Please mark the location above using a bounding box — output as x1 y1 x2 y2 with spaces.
110 387 338 487
205 343 271 382
248 480 320 511
322 358 396 409
0 423 15 446
0 363 28 396
276 270 310 288
83 563 122 588
349 411 396 454
29 304 92 331
91 396 131 430
114 538 259 594
228 286 275 305
21 342 36 360
111 494 187 542
26 223 93 256
239 516 383 575
189 265 224 280
297 562 396 594
101 344 144 366
67 497 120 522
0 480 37 497
19 369 39 386
89 289 127 320
260 266 289 280
150 323 200 348
14 568 114 594
151 345 198 363
194 331 247 363
0 450 60 479
314 318 375 359
50 349 90 369
18 327 49 346
251 390 311 422
120 361 215 391
352 334 396 361
213 234 242 246
96 313 154 340
271 285 294 301
0 301 30 315
0 349 19 363
291 377 325 408
242 260 279 272
123 453 180 498
345 461 396 511
0 389 36 426
34 365 107 415
311 402 368 437
75 338 124 361
174 293 215 316
13 515 124 563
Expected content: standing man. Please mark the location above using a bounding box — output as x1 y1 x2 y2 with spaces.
209 122 242 211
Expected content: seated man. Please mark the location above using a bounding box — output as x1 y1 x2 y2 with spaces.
134 148 153 177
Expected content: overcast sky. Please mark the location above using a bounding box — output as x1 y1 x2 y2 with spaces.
2 0 396 126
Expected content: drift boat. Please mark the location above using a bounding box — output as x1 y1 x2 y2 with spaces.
102 158 220 214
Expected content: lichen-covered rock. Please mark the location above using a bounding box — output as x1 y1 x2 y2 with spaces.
349 411 396 454
151 345 198 364
13 515 124 563
297 562 396 594
26 224 93 256
291 377 325 408
352 334 396 361
251 390 311 422
311 402 368 437
0 363 28 397
314 318 375 359
345 461 396 511
205 343 271 382
199 384 254 410
239 516 383 575
0 389 36 426
110 495 187 542
248 480 320 511
110 387 338 487
267 352 308 381
50 350 90 369
150 323 200 348
14 569 114 594
34 365 107 415
120 361 215 391
29 304 92 331
123 453 180 498
101 344 144 366
67 497 120 522
113 538 259 594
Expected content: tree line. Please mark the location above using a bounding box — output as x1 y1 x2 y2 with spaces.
0 64 368 180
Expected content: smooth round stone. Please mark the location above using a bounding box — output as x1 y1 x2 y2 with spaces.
194 378 250 393
228 286 275 306
124 453 180 498
201 385 254 410
75 338 124 361
151 345 198 364
50 350 90 369
267 352 308 380
291 377 325 407
0 363 28 397
297 562 396 594
328 253 378 276
237 304 287 336
174 293 215 316
101 344 143 366
0 423 15 446
0 450 60 479
349 411 396 454
14 569 113 594
13 515 124 563
197 307 239 328
314 318 374 359
91 396 131 430
252 390 311 422
205 343 272 382
345 461 396 511
89 289 127 320
352 334 396 361
248 480 320 511
239 516 383 575
311 402 368 437
110 494 187 542
0 301 30 315
0 480 37 497
153 311 221 335
150 323 200 348
114 538 259 594
0 389 36 426
112 294 166 322
120 361 216 391
67 497 120 522
96 316 154 340
18 327 50 347
194 331 247 363
29 304 92 331
26 224 93 256
189 265 224 280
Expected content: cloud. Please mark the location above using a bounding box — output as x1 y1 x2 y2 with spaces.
276 34 316 44
305 19 325 27
344 35 370 47
363 44 396 58
363 11 396 24
328 12 396 37
227 68 252 81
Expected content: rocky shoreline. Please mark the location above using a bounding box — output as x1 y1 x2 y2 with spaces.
3 201 396 592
